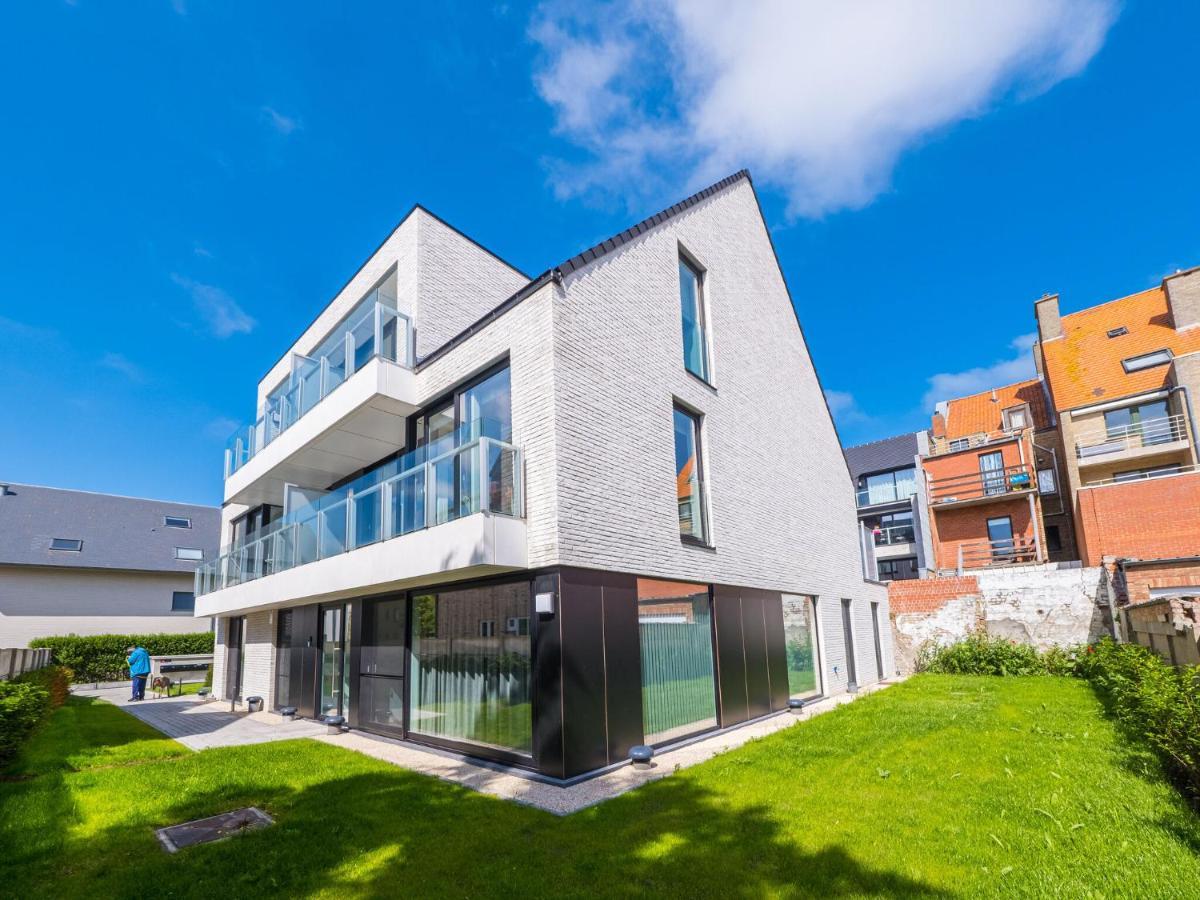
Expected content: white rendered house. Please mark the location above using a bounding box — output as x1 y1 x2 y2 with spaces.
197 171 892 779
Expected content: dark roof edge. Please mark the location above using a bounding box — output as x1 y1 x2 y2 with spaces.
417 169 753 369
2 482 219 511
1118 556 1200 569
260 204 532 384
556 170 750 278
0 561 203 577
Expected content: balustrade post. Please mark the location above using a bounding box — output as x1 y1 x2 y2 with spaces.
381 479 393 541
479 438 490 513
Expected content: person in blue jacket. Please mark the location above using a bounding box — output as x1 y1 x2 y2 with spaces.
126 645 151 701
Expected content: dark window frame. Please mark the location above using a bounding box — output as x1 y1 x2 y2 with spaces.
1121 348 1174 373
49 538 83 552
673 402 711 548
677 246 713 387
163 515 192 529
171 591 196 612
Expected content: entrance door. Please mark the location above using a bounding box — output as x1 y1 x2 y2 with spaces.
870 602 884 680
841 599 858 691
225 616 245 702
358 596 408 735
318 605 350 718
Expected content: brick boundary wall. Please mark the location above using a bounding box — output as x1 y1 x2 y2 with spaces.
888 576 980 614
1075 473 1200 566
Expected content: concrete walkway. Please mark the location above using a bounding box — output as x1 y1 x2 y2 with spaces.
82 678 901 814
74 687 326 750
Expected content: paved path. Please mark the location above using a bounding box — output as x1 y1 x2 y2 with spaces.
81 679 901 814
74 687 326 750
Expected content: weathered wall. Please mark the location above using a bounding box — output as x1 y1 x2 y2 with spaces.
889 563 1113 673
1125 596 1200 666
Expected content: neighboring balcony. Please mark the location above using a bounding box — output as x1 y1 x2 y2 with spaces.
956 536 1039 572
196 427 526 616
872 523 915 546
928 465 1034 509
1075 415 1191 469
223 301 418 507
855 484 916 508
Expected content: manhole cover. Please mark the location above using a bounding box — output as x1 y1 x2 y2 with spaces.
155 806 274 853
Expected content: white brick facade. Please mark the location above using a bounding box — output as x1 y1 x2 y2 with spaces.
212 174 891 710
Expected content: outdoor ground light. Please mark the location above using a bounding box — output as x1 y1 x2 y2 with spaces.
788 698 806 714
280 706 298 722
324 715 346 735
629 745 654 770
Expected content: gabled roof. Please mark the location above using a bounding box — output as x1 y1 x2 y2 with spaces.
1041 285 1200 411
843 433 919 480
0 483 220 574
933 378 1050 439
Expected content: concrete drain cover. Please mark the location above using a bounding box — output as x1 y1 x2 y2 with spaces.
155 806 274 853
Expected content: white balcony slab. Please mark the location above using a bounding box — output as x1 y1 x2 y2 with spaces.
225 357 418 508
194 513 527 617
874 541 917 560
1075 438 1190 470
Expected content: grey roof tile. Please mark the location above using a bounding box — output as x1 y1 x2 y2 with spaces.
843 433 920 480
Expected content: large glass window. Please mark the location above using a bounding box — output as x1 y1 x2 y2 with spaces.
877 558 919 581
782 595 821 700
319 605 350 717
679 255 710 381
873 510 915 545
275 610 293 710
637 579 717 745
1104 399 1172 444
978 451 1005 496
409 582 533 756
359 597 407 733
674 406 708 544
858 467 917 506
987 516 1014 557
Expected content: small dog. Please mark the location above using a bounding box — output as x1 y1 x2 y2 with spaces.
151 675 174 698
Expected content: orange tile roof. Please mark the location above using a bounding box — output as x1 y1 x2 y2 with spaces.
935 378 1050 440
1041 286 1200 411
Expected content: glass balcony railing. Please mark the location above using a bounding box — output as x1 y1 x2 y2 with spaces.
873 524 916 546
198 418 521 597
855 483 916 507
224 300 414 478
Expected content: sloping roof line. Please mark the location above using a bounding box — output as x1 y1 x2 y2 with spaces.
843 432 919 480
417 170 752 369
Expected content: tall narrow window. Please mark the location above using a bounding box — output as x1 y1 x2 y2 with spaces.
673 405 708 544
782 595 821 700
679 255 710 381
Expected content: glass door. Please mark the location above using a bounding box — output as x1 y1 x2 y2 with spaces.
319 605 350 718
359 597 407 735
979 451 1005 496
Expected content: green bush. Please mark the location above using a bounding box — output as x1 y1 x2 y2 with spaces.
0 665 71 768
918 633 1051 676
1073 638 1200 802
29 632 214 683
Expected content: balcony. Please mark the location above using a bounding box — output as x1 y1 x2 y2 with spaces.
223 302 419 507
928 430 1019 457
196 422 525 615
928 464 1034 508
1075 415 1190 468
855 484 916 508
956 536 1039 572
873 524 915 546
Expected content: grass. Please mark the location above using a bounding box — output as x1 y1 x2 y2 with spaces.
3 677 1198 899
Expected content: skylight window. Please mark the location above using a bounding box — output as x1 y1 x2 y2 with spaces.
163 515 192 529
49 538 82 551
1121 349 1174 373
1106 326 1128 338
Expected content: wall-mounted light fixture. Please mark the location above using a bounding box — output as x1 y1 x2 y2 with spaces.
535 591 556 616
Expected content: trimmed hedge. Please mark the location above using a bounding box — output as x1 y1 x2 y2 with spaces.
29 632 214 683
0 665 71 768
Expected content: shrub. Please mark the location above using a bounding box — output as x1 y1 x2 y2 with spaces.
1073 639 1200 802
918 633 1050 676
0 665 71 768
29 632 214 683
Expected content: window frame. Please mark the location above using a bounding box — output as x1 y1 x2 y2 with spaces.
174 547 205 561
171 591 196 612
672 402 711 547
163 515 192 529
49 538 83 552
677 248 713 386
1121 348 1174 373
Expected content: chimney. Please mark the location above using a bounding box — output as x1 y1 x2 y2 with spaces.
1164 266 1200 332
1035 293 1062 341
1032 339 1045 376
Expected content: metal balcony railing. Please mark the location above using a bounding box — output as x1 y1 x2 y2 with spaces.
197 420 522 597
873 524 916 546
956 536 1039 572
224 299 414 478
1075 414 1188 460
929 464 1034 505
928 429 1023 457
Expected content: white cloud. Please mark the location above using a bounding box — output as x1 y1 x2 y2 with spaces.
530 0 1116 217
171 274 256 338
922 333 1036 411
99 352 146 383
261 106 300 136
204 416 241 440
824 388 871 425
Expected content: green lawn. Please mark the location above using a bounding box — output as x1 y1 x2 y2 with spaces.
3 676 1198 899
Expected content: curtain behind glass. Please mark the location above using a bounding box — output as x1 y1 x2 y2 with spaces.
637 579 717 745
409 583 532 755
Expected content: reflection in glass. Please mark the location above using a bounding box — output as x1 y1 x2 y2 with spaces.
409 583 532 755
275 610 293 709
679 257 709 381
673 407 707 543
637 579 717 745
319 605 350 717
782 595 821 700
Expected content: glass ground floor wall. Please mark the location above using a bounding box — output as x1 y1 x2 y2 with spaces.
636 578 718 745
409 581 533 756
781 594 821 700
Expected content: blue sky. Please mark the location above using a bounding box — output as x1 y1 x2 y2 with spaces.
1 1 1197 507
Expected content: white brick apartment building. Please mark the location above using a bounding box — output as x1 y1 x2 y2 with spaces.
196 171 892 779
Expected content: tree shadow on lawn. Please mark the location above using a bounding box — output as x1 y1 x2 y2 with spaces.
26 765 953 900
